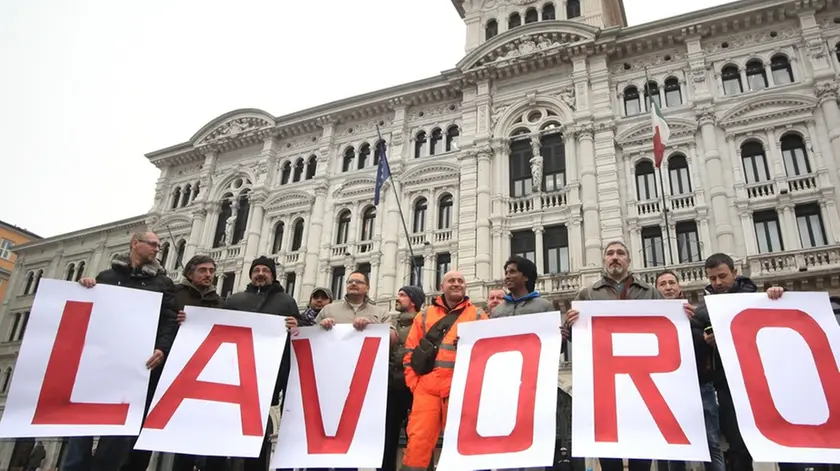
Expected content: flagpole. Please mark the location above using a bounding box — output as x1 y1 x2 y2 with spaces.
644 67 673 266
376 126 421 288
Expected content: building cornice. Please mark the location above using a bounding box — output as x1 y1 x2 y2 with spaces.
12 215 147 254
0 221 42 241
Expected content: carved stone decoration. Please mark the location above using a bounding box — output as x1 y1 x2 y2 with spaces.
202 117 273 144
703 28 798 54
557 88 576 110
608 50 685 74
490 104 512 130
407 103 459 122
815 82 840 102
508 0 538 5
805 37 828 60
530 155 543 192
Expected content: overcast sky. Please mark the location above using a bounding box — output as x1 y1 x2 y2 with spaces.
0 0 736 238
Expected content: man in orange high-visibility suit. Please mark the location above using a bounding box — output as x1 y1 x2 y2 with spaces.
401 270 488 470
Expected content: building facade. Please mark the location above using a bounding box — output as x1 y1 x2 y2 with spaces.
3 0 840 468
0 221 40 307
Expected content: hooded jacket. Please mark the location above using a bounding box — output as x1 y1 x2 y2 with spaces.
224 281 301 406
694 276 758 385
490 291 554 318
95 253 179 354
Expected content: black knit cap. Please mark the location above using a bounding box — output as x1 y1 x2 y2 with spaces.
250 256 277 281
400 285 426 311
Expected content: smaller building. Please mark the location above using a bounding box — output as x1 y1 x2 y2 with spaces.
0 222 41 306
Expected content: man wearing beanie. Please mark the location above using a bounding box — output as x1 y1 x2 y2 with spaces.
381 285 425 471
492 255 553 318
224 255 301 471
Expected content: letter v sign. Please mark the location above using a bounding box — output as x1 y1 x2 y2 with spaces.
294 337 381 454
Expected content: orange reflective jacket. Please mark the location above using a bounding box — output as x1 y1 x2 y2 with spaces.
402 296 487 396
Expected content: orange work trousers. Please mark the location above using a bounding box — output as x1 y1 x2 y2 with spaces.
400 387 449 470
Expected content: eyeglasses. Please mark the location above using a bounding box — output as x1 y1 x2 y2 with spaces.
138 240 161 249
346 279 367 286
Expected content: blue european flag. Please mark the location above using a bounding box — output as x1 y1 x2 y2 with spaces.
374 140 391 206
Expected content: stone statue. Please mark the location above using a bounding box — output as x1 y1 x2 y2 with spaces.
530 154 543 193
223 215 236 246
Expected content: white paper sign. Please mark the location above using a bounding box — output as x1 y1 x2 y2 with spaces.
0 279 160 438
436 312 563 471
705 292 840 464
271 324 389 469
571 300 709 462
134 306 287 457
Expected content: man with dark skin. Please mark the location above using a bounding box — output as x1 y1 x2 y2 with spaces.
64 231 179 471
492 255 553 318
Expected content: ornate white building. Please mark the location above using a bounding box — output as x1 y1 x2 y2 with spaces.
3 0 840 468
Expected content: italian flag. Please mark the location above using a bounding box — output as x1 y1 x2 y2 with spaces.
651 100 670 168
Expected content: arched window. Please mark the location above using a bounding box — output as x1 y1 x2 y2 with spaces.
745 59 767 91
358 143 371 170
293 158 304 182
543 3 556 20
159 242 170 267
836 41 840 62
280 162 292 185
414 131 427 159
193 181 200 199
770 55 794 85
182 184 192 207
508 12 521 29
664 77 682 107
291 219 305 251
171 187 181 209
566 0 580 18
525 8 538 23
272 222 285 253
174 240 186 270
624 86 641 116
668 154 692 195
373 140 384 166
1 367 11 393
741 141 770 183
438 194 453 230
75 261 85 282
485 19 498 40
644 81 660 110
361 207 376 242
509 137 533 197
721 65 742 95
541 133 566 191
780 134 811 176
232 191 251 245
635 160 657 200
413 198 428 233
305 155 317 180
65 263 76 281
342 147 355 172
336 210 351 245
23 272 34 295
429 128 443 156
213 198 232 247
33 270 43 294
445 126 460 152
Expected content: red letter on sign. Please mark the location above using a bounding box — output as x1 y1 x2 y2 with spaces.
731 308 840 449
592 316 689 445
32 301 130 425
143 325 263 437
294 336 381 454
457 333 541 455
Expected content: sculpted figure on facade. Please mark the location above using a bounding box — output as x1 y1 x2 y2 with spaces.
223 214 236 246
529 137 544 193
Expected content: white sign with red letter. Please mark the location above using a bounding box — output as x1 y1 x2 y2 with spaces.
571 300 709 462
134 306 287 457
0 279 160 438
705 292 840 464
271 324 390 469
437 312 563 471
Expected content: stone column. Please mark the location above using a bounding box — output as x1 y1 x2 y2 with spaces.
816 83 840 168
88 241 107 274
534 226 545 275
47 249 64 279
199 202 220 250
698 111 735 253
242 192 266 263
379 181 400 301
667 220 678 265
184 205 207 261
476 150 493 280
423 249 436 293
738 206 758 255
300 181 329 297
569 216 583 271
294 265 305 301
805 119 829 173
697 212 712 260
491 226 504 281
629 224 642 267
370 254 381 299
577 124 602 266
821 200 840 244
779 204 801 250
764 127 786 180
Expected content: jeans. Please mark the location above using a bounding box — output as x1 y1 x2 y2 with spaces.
381 383 413 471
61 436 134 471
598 458 651 471
716 382 753 471
660 383 724 471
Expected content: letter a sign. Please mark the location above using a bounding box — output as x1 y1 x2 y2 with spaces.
437 312 563 471
0 279 161 438
705 292 840 464
571 300 710 462
272 324 390 470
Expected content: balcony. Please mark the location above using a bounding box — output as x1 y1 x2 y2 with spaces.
273 251 303 267
668 194 696 211
507 190 568 215
433 229 453 243
208 243 243 261
634 261 708 287
744 173 820 201
746 245 840 278
633 198 662 216
331 244 351 258
409 233 426 247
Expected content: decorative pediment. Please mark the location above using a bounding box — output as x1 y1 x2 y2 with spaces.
333 177 378 200
401 162 460 187
264 191 314 212
457 22 598 72
192 109 276 145
615 117 698 149
718 94 818 131
151 214 193 233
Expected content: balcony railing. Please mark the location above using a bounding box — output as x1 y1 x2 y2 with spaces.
208 243 243 261
331 244 350 258
633 261 708 286
744 173 820 200
746 245 840 277
507 190 568 215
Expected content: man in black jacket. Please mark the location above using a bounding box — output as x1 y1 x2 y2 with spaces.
224 255 300 471
62 231 180 471
693 253 784 471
